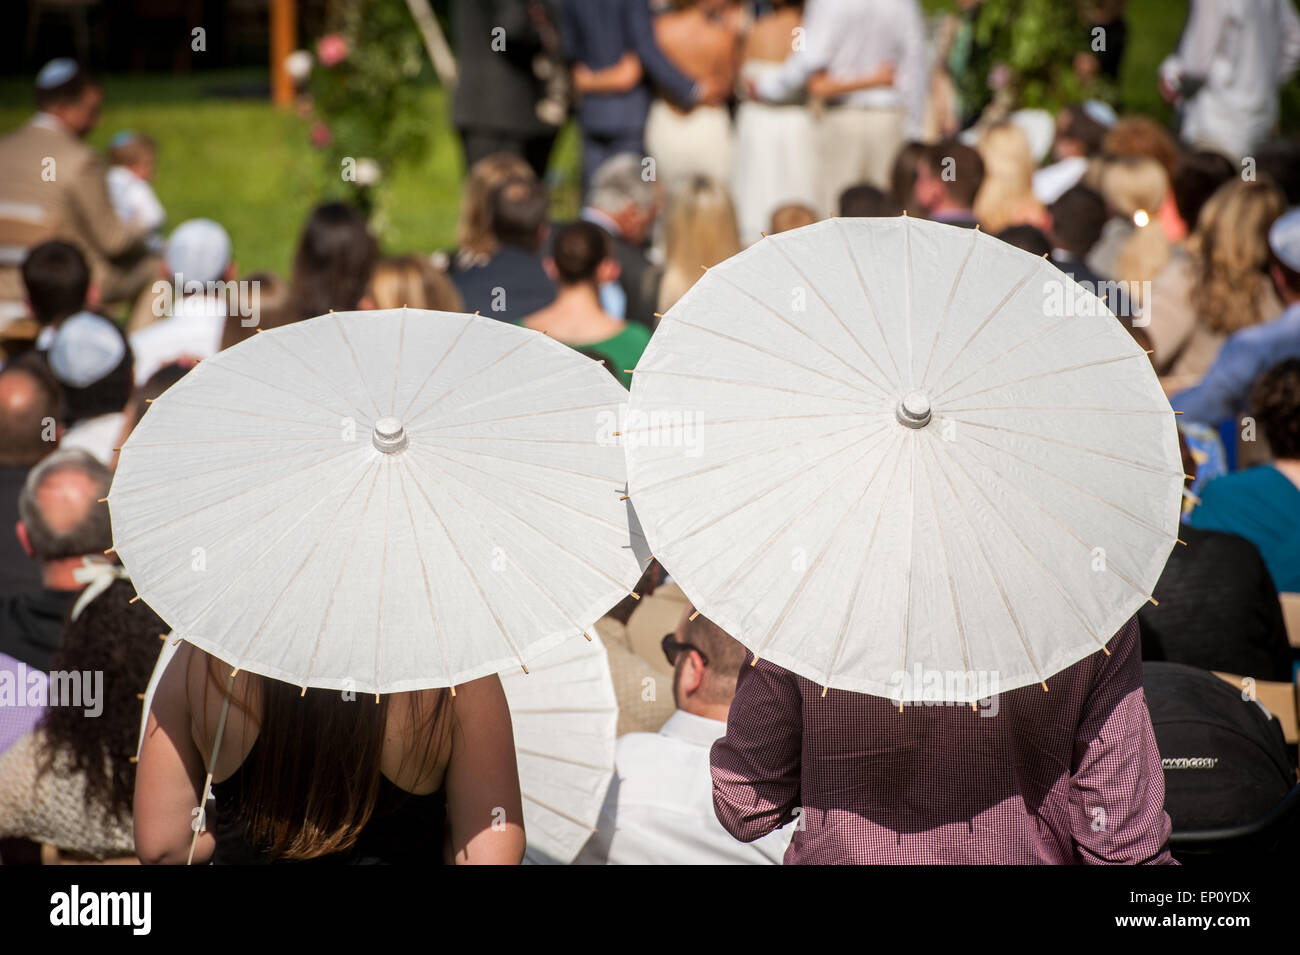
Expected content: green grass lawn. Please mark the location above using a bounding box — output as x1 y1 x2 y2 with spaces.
0 69 582 278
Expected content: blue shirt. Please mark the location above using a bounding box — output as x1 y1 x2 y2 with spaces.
1171 302 1300 426
1188 464 1300 592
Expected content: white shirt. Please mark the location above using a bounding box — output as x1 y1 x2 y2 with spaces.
1159 0 1300 158
574 710 791 865
61 411 125 466
753 0 929 137
129 293 226 386
1032 156 1088 205
106 166 165 233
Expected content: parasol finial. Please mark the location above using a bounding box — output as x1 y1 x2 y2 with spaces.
372 416 408 454
895 391 932 429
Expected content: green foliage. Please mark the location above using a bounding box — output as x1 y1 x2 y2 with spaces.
956 0 1113 117
309 0 433 215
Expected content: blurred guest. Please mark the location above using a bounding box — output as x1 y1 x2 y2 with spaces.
130 219 234 386
106 131 165 247
1173 207 1300 427
889 140 928 211
1033 101 1114 205
524 221 649 387
973 122 1050 235
1047 185 1112 294
1100 116 1185 242
1170 149 1234 236
750 0 927 213
0 449 112 671
995 224 1051 257
644 1 742 198
733 0 819 245
451 176 555 322
1147 178 1285 385
657 175 741 312
453 153 536 274
289 203 378 321
911 141 984 229
451 0 559 177
23 241 132 442
0 60 153 323
839 184 902 218
563 0 717 189
0 578 162 858
712 617 1173 863
1140 435 1291 682
582 153 663 330
576 609 790 864
361 256 464 312
0 357 63 596
1159 0 1300 160
1087 157 1170 303
1187 359 1300 592
768 203 819 234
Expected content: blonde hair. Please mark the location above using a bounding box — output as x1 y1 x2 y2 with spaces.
366 255 464 312
658 176 741 313
1099 157 1171 291
972 123 1046 234
456 153 535 265
1188 178 1286 335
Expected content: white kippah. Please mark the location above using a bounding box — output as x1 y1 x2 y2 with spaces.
1269 207 1300 273
166 218 232 288
35 58 79 90
1082 99 1117 129
48 312 125 388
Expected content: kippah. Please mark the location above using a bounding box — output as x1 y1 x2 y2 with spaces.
48 312 126 389
36 58 78 90
1268 207 1300 272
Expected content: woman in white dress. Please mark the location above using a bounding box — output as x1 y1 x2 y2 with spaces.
644 0 742 199
734 2 899 244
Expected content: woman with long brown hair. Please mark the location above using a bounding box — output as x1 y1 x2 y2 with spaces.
657 174 741 314
134 644 524 864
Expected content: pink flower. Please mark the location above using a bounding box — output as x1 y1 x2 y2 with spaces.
310 122 333 148
316 33 348 68
988 63 1012 91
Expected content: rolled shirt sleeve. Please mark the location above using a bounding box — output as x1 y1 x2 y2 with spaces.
1069 619 1176 865
710 652 803 843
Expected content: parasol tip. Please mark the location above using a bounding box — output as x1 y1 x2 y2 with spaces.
372 417 408 454
895 391 932 430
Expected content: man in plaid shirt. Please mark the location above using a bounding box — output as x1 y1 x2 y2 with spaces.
710 617 1176 864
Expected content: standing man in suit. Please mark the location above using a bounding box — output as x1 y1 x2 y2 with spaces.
452 0 563 178
563 0 723 196
0 60 153 327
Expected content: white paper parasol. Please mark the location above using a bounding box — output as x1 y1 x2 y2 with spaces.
498 631 618 864
624 216 1183 700
109 309 643 693
138 630 618 865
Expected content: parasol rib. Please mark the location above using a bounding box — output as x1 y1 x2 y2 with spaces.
927 262 1039 390
830 217 906 385
397 315 474 419
917 225 979 389
941 351 1154 407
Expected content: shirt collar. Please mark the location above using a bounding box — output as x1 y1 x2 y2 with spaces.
31 112 69 134
659 709 726 746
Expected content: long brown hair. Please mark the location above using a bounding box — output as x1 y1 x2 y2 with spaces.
203 655 450 860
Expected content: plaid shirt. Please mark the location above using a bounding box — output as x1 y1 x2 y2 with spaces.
710 617 1176 864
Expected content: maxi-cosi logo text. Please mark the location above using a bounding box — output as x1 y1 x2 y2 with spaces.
50 885 151 935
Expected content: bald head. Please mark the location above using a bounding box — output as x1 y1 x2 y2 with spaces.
18 448 111 562
0 359 64 467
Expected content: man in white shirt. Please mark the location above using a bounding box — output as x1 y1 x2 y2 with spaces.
130 218 233 386
1159 0 1300 159
575 607 792 864
751 0 928 213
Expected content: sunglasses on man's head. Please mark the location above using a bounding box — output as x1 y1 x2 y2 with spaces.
662 632 709 667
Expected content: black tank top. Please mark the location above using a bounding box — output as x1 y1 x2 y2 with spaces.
211 738 447 865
